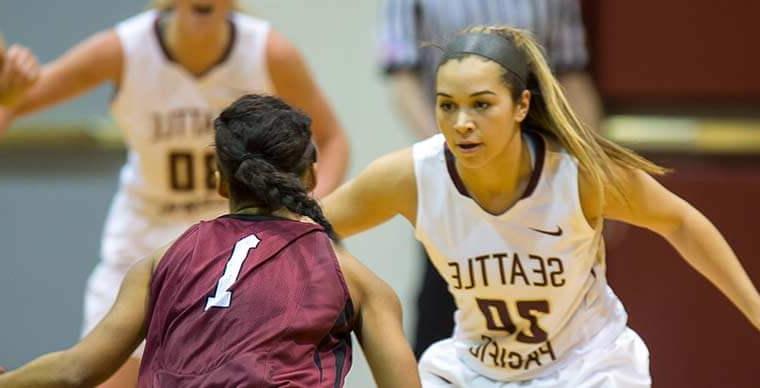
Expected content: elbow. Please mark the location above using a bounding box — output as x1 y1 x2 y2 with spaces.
647 199 696 242
651 219 682 243
654 212 690 243
35 350 91 388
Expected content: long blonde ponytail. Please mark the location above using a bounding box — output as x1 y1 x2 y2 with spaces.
463 26 667 205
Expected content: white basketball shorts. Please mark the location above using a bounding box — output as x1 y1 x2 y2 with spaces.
420 327 651 388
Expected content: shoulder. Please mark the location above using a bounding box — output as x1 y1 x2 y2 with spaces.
263 28 313 89
344 146 416 202
367 147 418 219
60 28 123 84
115 10 158 36
164 222 203 250
578 160 645 227
412 133 446 158
331 245 364 313
230 12 270 31
230 12 271 49
577 166 602 227
265 28 302 67
367 147 416 191
531 131 570 168
378 145 415 171
323 146 416 235
151 223 202 273
105 13 156 75
85 29 122 53
540 132 565 154
331 243 399 316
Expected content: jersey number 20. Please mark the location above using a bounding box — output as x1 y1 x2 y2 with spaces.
205 234 261 311
476 298 550 344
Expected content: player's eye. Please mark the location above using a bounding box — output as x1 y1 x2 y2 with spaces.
474 101 490 111
439 102 455 112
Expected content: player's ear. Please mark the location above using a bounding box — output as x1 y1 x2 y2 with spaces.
514 89 531 123
302 162 317 193
216 170 230 199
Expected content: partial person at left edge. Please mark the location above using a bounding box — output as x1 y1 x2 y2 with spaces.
0 1 350 387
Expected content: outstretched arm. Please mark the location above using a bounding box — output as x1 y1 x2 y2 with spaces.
322 147 417 238
0 30 122 135
267 29 349 198
0 257 154 387
336 246 421 388
598 168 760 330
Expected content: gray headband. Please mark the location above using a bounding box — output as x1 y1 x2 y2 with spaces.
441 33 529 89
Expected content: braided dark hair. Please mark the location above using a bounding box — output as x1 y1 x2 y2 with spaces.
214 94 337 239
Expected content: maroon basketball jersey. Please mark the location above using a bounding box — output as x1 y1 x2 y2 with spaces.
138 214 355 387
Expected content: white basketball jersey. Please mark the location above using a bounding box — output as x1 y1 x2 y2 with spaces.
413 133 628 381
111 10 273 207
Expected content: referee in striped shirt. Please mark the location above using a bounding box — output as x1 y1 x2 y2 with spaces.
378 0 603 358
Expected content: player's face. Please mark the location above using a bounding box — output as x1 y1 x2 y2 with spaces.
174 0 234 30
435 56 529 169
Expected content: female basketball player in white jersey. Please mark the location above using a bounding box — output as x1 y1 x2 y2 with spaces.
323 26 760 387
0 1 349 386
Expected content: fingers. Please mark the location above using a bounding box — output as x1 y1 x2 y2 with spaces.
0 42 39 106
2 44 39 89
17 46 40 84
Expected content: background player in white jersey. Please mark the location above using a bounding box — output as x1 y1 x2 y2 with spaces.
0 1 349 386
323 26 760 387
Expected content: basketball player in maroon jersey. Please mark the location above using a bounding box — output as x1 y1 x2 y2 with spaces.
0 94 421 387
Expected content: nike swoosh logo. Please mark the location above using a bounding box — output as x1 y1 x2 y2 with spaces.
529 226 563 236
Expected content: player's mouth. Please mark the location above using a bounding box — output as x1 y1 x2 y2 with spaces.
192 3 215 15
456 142 483 154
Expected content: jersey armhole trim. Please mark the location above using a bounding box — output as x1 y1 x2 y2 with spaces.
412 142 427 241
569 156 598 235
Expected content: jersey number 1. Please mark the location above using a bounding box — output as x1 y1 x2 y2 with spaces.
205 234 261 311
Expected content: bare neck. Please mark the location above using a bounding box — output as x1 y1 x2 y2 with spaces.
164 15 231 76
230 201 302 221
456 131 533 214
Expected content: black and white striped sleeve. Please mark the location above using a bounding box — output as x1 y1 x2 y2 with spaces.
377 0 420 73
546 0 589 72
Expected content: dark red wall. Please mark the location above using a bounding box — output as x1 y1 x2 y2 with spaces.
606 155 760 387
582 0 760 110
577 3 760 385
